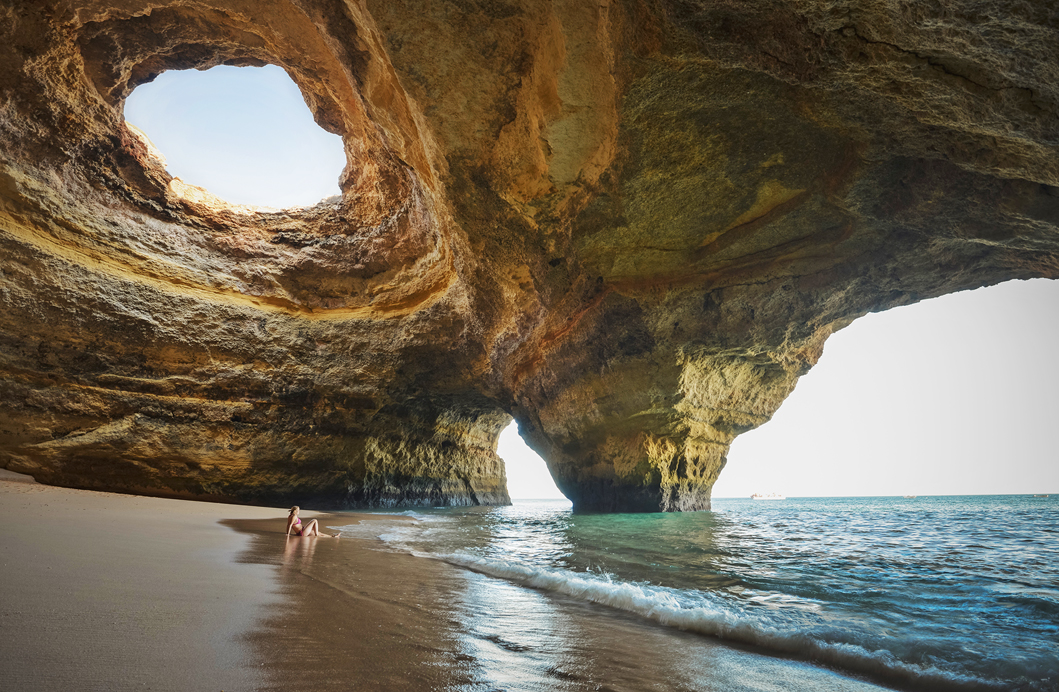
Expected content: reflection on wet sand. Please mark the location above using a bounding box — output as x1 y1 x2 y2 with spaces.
225 514 474 691
282 532 319 568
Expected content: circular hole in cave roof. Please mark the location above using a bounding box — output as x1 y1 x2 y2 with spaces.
124 64 345 209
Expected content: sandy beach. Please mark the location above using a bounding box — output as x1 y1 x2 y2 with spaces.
1 470 895 691
0 469 463 691
0 468 279 691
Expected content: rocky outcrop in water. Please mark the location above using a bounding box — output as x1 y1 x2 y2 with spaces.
1 0 1057 510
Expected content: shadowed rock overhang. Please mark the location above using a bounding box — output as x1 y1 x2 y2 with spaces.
1 0 1056 511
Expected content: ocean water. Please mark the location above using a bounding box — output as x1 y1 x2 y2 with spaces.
340 495 1058 691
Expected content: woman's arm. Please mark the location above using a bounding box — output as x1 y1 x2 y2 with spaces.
286 515 294 536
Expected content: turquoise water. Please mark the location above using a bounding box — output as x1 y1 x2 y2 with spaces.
345 495 1058 691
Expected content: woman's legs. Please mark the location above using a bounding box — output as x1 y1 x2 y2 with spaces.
294 518 338 537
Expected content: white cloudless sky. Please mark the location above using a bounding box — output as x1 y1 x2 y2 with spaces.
712 278 1059 498
498 423 567 500
126 66 1058 500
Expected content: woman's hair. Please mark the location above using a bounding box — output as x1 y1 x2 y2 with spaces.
289 506 299 514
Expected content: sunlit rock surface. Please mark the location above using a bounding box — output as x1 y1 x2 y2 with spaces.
1 0 1056 510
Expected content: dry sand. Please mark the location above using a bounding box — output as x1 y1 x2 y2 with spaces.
1 470 895 692
0 469 280 691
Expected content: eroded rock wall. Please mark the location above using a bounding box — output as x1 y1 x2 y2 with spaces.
1 0 1056 510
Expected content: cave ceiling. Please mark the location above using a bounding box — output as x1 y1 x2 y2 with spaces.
1 0 1056 511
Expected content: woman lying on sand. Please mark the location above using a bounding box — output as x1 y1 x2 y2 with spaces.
286 506 340 538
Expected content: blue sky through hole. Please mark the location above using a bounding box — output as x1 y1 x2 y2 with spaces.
124 65 345 208
123 65 1059 500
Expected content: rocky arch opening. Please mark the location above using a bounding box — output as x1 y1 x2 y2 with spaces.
497 422 567 502
712 279 1059 499
123 64 346 209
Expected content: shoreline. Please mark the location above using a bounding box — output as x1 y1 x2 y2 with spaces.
0 469 464 691
1 471 896 691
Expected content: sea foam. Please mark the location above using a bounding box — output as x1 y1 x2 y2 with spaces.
425 550 1024 692
351 497 1058 692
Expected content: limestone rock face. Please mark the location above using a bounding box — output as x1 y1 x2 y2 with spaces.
1 0 1057 510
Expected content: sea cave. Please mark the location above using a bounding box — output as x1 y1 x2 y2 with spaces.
1 0 1057 513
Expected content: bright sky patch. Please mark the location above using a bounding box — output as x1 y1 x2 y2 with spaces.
124 64 345 208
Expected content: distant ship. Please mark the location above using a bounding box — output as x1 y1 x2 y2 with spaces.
903 495 917 499
751 492 785 500
1033 494 1049 498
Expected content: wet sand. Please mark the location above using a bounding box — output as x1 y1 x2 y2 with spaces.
0 470 894 691
0 470 449 691
225 516 476 690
